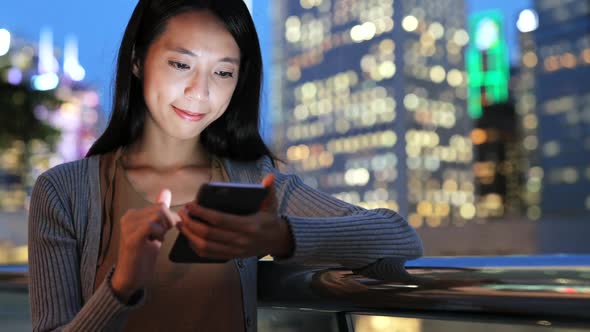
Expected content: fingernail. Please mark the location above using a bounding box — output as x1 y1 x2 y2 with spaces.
157 189 172 208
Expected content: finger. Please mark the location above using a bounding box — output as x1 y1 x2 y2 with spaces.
130 205 175 229
178 210 244 246
260 173 277 212
126 204 167 221
158 207 181 229
178 223 243 258
156 188 182 228
120 206 161 233
157 188 172 208
134 221 167 243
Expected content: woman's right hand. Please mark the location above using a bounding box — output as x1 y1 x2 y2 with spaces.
110 189 180 302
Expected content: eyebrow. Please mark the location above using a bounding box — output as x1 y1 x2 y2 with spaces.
168 46 240 65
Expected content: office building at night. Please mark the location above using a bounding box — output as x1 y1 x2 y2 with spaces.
0 29 101 212
514 9 543 221
511 0 590 253
466 11 525 219
530 0 590 220
272 0 474 232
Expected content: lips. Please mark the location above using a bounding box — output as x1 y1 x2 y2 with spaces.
172 106 206 122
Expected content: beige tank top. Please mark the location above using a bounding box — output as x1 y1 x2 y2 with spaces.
94 149 244 332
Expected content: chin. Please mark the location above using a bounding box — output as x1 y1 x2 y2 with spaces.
169 131 203 142
181 125 209 139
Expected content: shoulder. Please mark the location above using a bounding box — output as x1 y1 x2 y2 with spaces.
220 155 277 183
30 155 102 224
38 155 100 185
33 156 101 203
29 156 101 230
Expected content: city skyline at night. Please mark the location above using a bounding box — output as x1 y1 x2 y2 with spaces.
1 0 588 257
0 0 531 116
273 0 475 229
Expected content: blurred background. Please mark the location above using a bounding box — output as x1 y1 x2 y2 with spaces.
1 0 589 264
2 0 590 331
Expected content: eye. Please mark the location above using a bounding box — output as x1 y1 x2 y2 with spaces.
168 61 190 70
215 70 234 78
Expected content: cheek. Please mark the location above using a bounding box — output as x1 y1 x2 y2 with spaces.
144 72 180 107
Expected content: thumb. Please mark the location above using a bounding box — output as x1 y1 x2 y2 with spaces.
157 188 172 208
261 173 275 188
260 173 277 212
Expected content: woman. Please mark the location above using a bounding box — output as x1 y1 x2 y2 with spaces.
28 0 423 331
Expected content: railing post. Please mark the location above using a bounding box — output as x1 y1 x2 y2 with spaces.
336 312 354 332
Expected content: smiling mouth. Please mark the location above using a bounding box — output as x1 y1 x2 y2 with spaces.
172 106 206 122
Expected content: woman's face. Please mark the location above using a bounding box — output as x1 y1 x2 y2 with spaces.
140 10 240 141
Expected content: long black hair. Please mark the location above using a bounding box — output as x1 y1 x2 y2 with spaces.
87 0 274 161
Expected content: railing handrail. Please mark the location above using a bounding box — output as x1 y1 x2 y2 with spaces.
405 254 590 267
0 263 28 292
2 256 590 328
258 255 590 328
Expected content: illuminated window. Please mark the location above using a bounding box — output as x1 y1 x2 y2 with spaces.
542 141 561 157
560 52 577 68
563 168 579 183
402 15 419 32
522 51 538 68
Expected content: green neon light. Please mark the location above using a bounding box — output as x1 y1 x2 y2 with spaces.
466 10 510 119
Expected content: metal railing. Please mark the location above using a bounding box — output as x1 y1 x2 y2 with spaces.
258 255 590 330
2 256 590 331
0 264 27 292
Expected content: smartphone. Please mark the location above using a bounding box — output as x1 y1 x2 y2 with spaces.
169 182 269 263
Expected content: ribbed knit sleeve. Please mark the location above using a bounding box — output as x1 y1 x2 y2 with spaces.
262 159 423 268
28 172 141 331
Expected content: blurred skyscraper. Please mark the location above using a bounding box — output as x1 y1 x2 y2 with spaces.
514 9 542 221
472 101 522 218
0 30 101 213
271 0 474 231
530 0 590 220
511 0 590 254
466 11 525 219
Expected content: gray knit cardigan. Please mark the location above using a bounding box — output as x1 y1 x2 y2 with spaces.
28 154 423 331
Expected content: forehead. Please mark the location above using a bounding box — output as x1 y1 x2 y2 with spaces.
153 10 240 58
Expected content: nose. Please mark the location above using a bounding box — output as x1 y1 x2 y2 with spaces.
185 72 209 102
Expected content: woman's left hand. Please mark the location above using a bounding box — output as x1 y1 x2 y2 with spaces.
177 174 294 260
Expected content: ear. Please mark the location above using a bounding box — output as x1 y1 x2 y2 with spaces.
132 61 141 78
131 48 142 78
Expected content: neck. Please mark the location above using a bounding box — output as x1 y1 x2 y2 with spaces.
123 125 210 171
